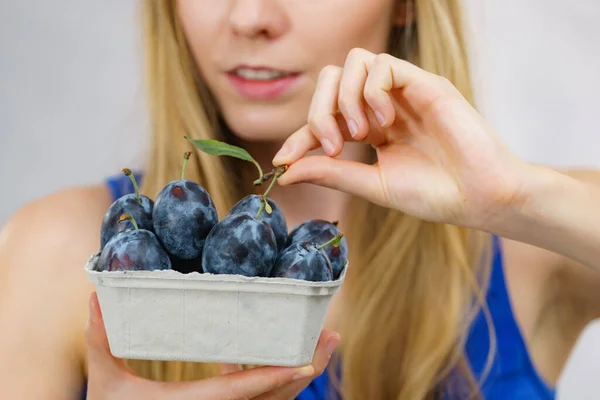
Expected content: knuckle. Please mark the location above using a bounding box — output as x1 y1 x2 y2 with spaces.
314 359 329 377
318 65 341 81
374 52 393 66
347 47 368 61
337 93 354 114
363 85 380 104
435 74 452 88
426 95 455 119
307 114 327 134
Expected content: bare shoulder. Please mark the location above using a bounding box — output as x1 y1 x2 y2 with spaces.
0 184 112 398
0 184 112 274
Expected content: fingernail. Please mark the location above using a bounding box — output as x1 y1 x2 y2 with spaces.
273 145 290 164
376 111 386 126
327 337 339 357
348 119 358 138
292 365 315 381
321 138 335 156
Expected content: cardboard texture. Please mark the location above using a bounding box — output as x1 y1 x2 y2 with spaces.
85 253 346 367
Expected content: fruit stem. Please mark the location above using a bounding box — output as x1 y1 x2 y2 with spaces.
181 152 191 180
255 198 266 219
262 165 287 198
122 169 141 202
317 232 344 250
118 213 139 230
255 165 287 219
262 172 279 199
252 161 264 184
254 171 274 186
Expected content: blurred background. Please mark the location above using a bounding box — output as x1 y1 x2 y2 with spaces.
1 1 600 225
1 1 599 397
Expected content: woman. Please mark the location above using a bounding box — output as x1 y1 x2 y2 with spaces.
2 0 600 399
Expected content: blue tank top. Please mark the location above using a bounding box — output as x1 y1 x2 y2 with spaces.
94 173 557 399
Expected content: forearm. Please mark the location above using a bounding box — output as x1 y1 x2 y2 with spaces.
491 165 600 270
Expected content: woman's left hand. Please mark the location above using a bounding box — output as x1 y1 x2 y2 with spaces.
272 48 532 230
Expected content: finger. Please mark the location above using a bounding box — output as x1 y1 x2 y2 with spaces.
253 330 340 400
273 124 319 166
363 53 432 127
338 48 376 140
162 364 316 400
307 65 344 157
273 114 364 167
85 292 132 387
219 363 243 375
277 156 388 207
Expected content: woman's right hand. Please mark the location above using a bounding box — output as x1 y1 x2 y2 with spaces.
85 292 340 400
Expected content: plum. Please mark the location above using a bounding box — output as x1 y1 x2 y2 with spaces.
153 152 218 260
270 235 345 282
286 220 348 279
226 194 287 252
98 214 171 272
100 169 153 249
202 212 277 277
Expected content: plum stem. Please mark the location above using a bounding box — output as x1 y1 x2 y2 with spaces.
317 232 344 250
122 168 141 202
253 171 274 186
254 165 288 186
255 166 287 219
181 152 191 180
255 197 266 219
118 213 139 230
262 165 287 198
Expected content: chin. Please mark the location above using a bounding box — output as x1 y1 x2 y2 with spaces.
220 104 306 143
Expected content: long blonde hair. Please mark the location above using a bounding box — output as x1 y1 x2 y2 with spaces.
133 0 494 398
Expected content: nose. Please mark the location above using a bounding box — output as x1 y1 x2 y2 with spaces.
229 0 288 40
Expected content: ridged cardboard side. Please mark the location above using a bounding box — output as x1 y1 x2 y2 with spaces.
85 253 346 366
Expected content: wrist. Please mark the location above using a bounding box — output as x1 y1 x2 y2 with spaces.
486 163 574 239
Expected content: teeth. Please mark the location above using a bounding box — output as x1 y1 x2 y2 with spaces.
235 68 289 80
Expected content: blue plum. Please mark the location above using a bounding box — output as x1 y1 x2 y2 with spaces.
202 212 277 277
100 169 153 249
226 194 288 252
153 180 218 260
270 242 333 282
285 220 348 279
98 215 171 272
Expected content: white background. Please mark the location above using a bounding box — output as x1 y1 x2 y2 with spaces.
1 1 599 397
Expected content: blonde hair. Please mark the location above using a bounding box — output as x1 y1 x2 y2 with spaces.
133 0 494 398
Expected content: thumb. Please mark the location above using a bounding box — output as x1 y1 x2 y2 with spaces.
277 156 388 207
85 292 130 380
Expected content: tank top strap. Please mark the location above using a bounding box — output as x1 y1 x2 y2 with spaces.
104 171 143 201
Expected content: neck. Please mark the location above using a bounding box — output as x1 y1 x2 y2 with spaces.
240 139 373 231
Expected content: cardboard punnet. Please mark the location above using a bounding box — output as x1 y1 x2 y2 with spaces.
84 252 346 367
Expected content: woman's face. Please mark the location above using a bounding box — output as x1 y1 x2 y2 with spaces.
178 0 399 142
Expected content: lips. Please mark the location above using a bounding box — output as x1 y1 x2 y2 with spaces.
233 67 294 81
226 66 302 100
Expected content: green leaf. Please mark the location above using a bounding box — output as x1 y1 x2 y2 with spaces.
185 136 263 178
185 137 254 162
265 202 273 214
